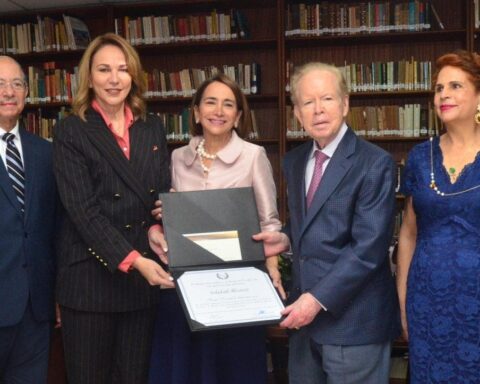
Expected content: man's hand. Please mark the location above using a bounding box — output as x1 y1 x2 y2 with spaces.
132 256 174 288
280 292 322 329
149 227 169 265
252 231 290 257
265 256 287 300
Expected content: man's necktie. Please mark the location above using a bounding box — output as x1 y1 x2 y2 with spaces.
306 150 329 208
2 133 25 212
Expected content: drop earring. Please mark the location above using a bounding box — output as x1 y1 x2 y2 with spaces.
475 104 480 125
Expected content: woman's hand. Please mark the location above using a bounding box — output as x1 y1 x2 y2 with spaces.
132 256 174 288
151 200 163 221
151 189 176 221
265 256 287 300
148 227 169 265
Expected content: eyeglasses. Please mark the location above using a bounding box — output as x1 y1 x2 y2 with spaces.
0 79 27 91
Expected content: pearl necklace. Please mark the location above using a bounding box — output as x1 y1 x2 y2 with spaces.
429 137 480 196
196 139 217 173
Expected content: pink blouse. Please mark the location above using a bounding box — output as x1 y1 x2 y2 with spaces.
171 130 281 232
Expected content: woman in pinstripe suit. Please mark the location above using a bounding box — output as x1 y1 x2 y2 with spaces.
52 33 172 384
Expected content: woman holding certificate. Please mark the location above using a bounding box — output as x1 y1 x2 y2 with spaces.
148 73 284 384
53 33 172 383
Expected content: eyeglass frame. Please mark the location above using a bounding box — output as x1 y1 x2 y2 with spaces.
0 78 27 91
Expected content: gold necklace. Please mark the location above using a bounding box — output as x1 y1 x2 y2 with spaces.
429 137 480 196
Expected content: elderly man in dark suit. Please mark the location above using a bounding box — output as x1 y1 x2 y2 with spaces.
0 56 58 383
255 62 399 384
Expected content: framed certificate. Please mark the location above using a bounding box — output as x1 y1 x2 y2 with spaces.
160 187 285 331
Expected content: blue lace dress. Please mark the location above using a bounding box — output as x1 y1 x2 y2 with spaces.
402 137 480 384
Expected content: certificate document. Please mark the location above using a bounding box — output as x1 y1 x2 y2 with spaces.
177 266 285 329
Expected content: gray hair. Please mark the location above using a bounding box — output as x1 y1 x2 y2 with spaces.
290 62 348 105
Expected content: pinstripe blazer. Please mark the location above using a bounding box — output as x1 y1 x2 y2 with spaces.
284 128 399 345
53 109 170 312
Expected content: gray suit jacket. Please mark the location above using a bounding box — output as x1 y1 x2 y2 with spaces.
284 128 399 345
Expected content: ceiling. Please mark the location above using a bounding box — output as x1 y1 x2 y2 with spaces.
0 0 166 13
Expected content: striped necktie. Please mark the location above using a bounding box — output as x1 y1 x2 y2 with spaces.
2 132 25 212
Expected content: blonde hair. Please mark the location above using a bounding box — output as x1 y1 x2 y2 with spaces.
290 62 348 105
72 33 146 121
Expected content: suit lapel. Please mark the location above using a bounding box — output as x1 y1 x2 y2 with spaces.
20 127 36 222
129 119 153 177
82 109 152 210
289 143 310 224
300 129 357 237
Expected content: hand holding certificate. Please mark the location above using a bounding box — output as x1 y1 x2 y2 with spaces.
160 187 285 331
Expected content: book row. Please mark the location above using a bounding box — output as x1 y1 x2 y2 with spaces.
286 59 432 93
23 106 259 142
0 15 90 54
286 103 441 138
144 63 260 98
285 1 440 37
26 62 79 104
156 109 259 142
115 9 249 46
23 62 261 104
22 106 71 139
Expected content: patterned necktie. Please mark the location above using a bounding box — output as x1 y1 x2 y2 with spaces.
306 150 329 208
2 133 25 212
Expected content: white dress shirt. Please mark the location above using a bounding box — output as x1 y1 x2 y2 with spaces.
0 122 24 170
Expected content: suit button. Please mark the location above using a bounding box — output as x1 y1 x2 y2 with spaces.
149 189 156 195
24 232 28 238
113 193 121 200
124 224 132 231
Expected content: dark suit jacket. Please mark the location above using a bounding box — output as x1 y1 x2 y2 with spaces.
53 109 170 312
0 127 57 327
284 128 399 345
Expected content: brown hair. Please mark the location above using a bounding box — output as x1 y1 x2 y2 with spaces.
290 62 349 105
433 50 480 91
189 73 251 138
72 33 146 121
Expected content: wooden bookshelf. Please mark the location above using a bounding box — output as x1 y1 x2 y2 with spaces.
0 1 477 383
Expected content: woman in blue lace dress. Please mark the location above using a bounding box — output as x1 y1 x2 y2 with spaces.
397 50 480 383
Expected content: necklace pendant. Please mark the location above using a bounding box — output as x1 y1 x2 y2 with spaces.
430 181 436 189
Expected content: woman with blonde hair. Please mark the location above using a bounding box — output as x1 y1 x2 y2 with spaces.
53 33 171 383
